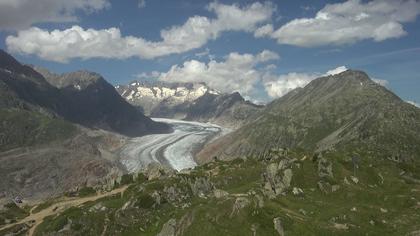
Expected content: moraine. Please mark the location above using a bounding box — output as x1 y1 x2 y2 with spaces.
119 118 228 172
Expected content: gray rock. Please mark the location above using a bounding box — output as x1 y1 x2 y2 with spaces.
231 197 250 217
317 181 332 194
89 202 107 212
251 224 258 236
213 189 229 199
273 217 285 236
188 177 214 197
332 185 341 192
144 163 164 180
350 176 359 184
152 191 161 206
255 194 265 208
283 169 293 187
292 187 304 196
318 157 333 179
262 159 293 198
407 230 420 236
157 218 177 236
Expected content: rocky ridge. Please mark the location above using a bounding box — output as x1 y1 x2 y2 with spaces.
198 70 420 163
117 80 263 128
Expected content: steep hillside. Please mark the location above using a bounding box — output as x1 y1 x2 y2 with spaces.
198 70 420 163
3 149 419 235
0 50 78 150
31 65 171 137
0 50 169 200
183 92 263 129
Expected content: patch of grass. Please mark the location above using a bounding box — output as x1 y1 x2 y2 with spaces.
78 187 96 197
0 108 78 151
0 202 29 226
31 199 57 214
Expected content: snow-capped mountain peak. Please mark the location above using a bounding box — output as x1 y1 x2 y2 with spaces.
116 81 219 115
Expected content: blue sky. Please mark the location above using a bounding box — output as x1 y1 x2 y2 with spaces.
0 0 419 104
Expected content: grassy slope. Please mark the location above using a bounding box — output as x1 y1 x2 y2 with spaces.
13 149 419 236
0 108 78 151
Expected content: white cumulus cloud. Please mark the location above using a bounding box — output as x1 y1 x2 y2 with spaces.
263 66 350 98
0 0 110 30
325 66 348 76
263 72 319 98
254 24 274 38
158 50 279 98
372 78 389 87
268 0 420 47
138 0 146 8
6 2 274 62
407 101 420 108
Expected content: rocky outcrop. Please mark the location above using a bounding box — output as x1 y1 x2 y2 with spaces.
230 197 250 217
262 159 294 199
315 154 339 194
157 212 195 236
273 217 285 236
213 189 229 199
317 155 333 179
143 163 176 180
157 218 177 236
187 177 214 198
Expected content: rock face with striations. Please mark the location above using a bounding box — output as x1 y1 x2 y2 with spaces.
197 70 420 163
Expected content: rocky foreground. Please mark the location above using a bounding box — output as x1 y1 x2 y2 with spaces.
1 148 420 235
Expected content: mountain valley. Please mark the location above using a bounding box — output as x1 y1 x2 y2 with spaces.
1 52 420 236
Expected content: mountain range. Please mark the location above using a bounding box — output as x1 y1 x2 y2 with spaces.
1 50 420 236
117 81 263 128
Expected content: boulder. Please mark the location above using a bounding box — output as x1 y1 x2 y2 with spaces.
188 177 214 197
230 197 250 217
273 217 285 236
318 157 333 179
350 176 359 184
292 187 304 196
144 163 175 180
262 159 294 198
213 189 229 199
157 218 177 236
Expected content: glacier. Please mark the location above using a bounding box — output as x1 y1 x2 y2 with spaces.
119 118 226 172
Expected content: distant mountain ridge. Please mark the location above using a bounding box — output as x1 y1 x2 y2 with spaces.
30 65 171 137
117 80 263 128
116 81 220 115
198 70 420 163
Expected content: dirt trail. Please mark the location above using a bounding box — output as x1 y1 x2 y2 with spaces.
0 185 128 236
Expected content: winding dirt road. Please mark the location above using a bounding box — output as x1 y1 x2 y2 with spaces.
0 185 128 236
